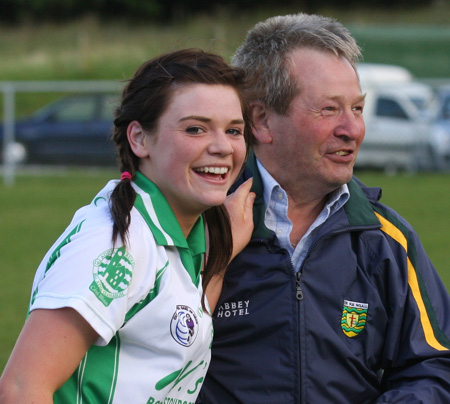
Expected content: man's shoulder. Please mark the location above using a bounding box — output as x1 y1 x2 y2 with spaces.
349 176 382 203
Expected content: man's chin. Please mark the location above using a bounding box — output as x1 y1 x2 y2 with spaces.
329 168 354 188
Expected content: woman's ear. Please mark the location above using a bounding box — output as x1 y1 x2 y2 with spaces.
127 121 149 158
250 102 273 144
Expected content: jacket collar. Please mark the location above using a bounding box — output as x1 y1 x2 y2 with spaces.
241 153 381 239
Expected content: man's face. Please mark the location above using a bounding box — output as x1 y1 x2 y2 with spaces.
257 48 365 199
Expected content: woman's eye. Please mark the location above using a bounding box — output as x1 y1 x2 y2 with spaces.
186 126 204 135
227 128 243 136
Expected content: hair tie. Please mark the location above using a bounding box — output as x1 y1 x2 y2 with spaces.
121 171 132 181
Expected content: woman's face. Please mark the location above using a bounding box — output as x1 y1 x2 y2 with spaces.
134 83 247 232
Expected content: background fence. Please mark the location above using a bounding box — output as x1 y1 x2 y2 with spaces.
1 80 122 185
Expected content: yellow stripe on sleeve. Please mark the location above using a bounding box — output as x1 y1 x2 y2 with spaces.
375 212 448 351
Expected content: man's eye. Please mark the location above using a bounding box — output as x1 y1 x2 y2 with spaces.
324 106 335 111
352 106 364 117
322 106 336 115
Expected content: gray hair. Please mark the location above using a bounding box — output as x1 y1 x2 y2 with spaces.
232 13 362 115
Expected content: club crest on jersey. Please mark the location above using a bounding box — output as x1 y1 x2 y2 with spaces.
89 246 134 307
341 300 368 337
170 305 199 347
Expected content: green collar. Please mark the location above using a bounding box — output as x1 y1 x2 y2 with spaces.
133 172 205 286
344 179 380 227
247 154 273 239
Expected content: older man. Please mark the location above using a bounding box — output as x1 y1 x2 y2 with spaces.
197 13 450 404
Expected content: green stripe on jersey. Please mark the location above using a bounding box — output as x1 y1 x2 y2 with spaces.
133 172 185 247
134 193 172 246
45 220 85 273
54 334 121 403
29 220 85 310
124 261 169 322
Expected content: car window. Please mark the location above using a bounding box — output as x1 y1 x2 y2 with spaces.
53 97 96 122
410 96 430 112
376 97 408 120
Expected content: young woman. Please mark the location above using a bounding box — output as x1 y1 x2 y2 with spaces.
0 49 254 404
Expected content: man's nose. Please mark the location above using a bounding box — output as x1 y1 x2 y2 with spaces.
336 110 365 140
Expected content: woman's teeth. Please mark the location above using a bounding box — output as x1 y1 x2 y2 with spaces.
195 167 229 174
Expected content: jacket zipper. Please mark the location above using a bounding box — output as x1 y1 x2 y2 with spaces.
286 255 303 404
298 224 380 273
295 225 379 299
294 224 379 404
295 271 303 300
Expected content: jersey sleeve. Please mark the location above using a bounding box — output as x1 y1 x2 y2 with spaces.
29 202 160 346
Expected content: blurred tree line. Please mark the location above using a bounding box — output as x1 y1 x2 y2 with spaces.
0 0 435 24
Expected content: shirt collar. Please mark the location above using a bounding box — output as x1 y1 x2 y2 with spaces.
256 158 350 218
132 171 205 255
257 159 284 208
132 172 205 287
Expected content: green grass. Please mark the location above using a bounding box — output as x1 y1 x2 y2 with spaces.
1 7 449 79
1 7 449 118
1 169 449 373
349 25 450 78
355 170 450 283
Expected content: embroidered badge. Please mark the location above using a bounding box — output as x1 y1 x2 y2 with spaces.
170 305 199 347
341 300 369 337
89 246 134 307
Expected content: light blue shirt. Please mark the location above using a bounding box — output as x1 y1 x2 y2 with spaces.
257 159 349 271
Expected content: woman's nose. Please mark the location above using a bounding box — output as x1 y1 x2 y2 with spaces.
208 132 234 155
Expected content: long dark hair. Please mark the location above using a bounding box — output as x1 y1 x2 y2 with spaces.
110 48 252 302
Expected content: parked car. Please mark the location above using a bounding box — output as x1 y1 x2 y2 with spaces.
354 63 439 174
0 93 119 166
430 84 450 170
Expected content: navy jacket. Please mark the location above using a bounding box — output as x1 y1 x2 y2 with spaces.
198 156 450 404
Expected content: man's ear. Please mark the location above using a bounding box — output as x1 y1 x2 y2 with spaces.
250 101 273 144
127 121 149 158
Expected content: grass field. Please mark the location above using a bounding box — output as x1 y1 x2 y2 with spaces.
1 168 449 372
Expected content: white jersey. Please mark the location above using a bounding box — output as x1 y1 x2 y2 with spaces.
29 172 213 404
